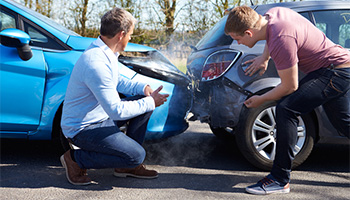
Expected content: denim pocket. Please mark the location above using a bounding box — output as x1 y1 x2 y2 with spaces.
323 69 350 98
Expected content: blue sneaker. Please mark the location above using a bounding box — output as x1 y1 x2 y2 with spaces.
246 174 290 195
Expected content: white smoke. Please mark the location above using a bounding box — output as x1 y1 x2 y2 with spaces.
143 122 218 166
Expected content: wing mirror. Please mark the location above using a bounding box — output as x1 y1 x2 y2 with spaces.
0 28 33 61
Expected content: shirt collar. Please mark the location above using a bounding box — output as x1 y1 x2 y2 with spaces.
94 36 120 61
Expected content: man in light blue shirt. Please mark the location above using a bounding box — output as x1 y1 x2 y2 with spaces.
60 7 169 185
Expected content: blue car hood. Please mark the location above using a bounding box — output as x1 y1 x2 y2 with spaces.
66 35 155 52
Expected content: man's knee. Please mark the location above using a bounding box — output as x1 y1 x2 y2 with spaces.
139 111 153 121
276 101 289 117
128 147 146 167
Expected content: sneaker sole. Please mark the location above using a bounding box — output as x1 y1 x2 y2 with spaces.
60 155 92 186
113 172 158 179
246 187 290 195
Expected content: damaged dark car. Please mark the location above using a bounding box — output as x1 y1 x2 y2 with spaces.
187 1 350 170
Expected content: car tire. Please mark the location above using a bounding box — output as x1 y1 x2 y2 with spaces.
236 101 316 171
59 129 71 152
209 125 235 140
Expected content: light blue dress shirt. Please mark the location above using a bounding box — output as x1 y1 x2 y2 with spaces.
61 37 155 138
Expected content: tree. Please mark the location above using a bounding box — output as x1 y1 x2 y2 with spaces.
155 0 177 37
72 0 89 36
212 0 230 18
106 0 136 16
17 0 304 48
23 0 32 8
104 0 147 44
181 0 215 37
61 0 99 37
22 0 53 17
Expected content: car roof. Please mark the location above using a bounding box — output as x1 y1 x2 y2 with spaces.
254 1 350 14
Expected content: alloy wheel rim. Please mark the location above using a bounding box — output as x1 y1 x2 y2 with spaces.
251 106 307 161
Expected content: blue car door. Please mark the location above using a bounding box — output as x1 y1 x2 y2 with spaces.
0 46 46 136
0 8 46 138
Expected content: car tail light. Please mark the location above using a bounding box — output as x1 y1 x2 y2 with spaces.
201 50 240 81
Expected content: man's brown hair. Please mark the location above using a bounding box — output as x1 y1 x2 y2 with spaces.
100 7 136 38
224 6 260 36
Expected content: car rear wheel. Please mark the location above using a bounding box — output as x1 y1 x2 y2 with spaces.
236 101 316 171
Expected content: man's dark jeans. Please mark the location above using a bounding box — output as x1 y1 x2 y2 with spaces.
271 67 350 185
70 96 153 169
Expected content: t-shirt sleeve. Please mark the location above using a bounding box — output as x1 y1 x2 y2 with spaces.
268 35 298 70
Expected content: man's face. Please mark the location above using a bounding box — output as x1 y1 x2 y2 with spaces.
228 31 256 48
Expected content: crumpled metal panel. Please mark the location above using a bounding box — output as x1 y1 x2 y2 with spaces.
209 79 247 128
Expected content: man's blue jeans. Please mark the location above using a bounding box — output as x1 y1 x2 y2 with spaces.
70 109 153 169
271 67 350 185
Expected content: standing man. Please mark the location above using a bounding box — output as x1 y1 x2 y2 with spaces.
60 7 169 185
225 6 350 195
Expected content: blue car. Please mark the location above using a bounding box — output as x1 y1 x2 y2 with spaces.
0 0 192 146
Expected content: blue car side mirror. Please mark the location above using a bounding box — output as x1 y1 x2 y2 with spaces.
0 28 33 61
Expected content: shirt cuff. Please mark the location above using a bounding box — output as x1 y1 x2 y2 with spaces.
142 84 149 95
144 96 155 111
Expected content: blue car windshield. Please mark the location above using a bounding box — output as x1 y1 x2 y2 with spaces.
6 0 79 36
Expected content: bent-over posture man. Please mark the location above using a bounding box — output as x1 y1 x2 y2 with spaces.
225 6 350 195
60 7 169 185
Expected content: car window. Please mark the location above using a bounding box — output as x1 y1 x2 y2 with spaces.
312 10 350 48
0 9 16 31
23 20 66 50
299 12 310 21
195 16 233 50
5 0 79 36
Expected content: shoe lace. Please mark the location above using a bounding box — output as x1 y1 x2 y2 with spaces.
259 177 275 187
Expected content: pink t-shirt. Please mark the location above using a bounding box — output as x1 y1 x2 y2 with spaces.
265 7 350 73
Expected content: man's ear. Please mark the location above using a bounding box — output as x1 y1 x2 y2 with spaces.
245 29 253 37
115 31 126 42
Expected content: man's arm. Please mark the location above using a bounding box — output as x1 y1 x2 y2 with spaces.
84 62 155 120
244 64 298 108
118 75 147 96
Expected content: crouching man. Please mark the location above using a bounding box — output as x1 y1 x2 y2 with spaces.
60 7 169 185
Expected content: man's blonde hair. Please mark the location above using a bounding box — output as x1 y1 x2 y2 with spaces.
224 6 260 36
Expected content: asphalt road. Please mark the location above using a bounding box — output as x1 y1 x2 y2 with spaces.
1 121 349 200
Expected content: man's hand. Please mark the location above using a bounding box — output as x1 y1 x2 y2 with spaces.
150 85 169 107
244 44 270 76
244 55 269 76
244 95 265 108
